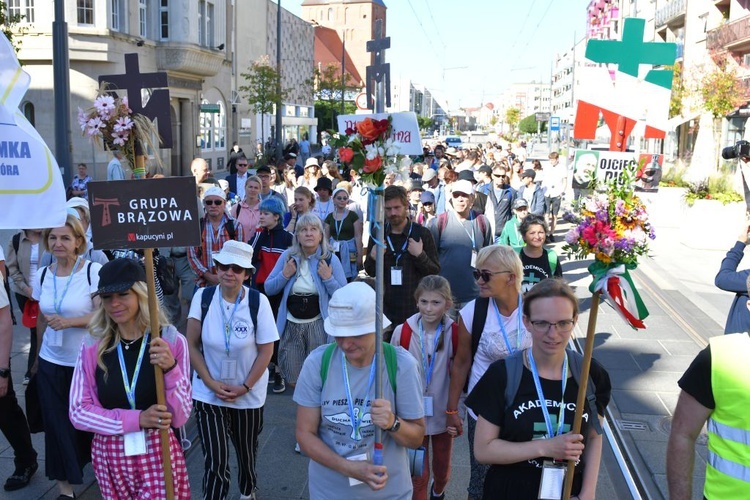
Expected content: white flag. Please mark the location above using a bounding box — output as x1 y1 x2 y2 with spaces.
0 32 67 229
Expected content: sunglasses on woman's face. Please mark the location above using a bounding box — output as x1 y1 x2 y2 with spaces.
204 199 224 206
334 196 349 201
472 269 510 282
216 263 245 273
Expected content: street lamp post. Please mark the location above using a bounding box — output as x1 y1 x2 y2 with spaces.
53 0 72 186
275 0 283 162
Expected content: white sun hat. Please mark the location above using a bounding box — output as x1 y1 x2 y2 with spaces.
324 282 392 337
212 240 255 270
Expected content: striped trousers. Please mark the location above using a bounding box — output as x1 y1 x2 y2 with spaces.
194 401 264 500
278 317 328 384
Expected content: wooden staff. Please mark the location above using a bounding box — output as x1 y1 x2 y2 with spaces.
137 144 174 500
562 292 600 500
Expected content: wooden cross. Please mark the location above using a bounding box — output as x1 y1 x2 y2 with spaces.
366 19 391 112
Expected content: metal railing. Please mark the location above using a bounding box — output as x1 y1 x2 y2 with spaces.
655 0 686 27
707 15 750 52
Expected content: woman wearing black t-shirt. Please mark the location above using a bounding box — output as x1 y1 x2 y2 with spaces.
518 215 562 294
466 279 611 500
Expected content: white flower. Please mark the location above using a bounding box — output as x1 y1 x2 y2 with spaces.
77 108 89 132
112 131 129 146
86 117 105 137
400 156 412 169
364 143 381 161
113 116 134 133
94 95 116 119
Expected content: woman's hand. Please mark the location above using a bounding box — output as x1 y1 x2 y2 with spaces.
447 412 463 437
45 314 68 331
317 259 333 280
282 258 297 279
739 221 750 244
371 398 394 430
207 379 245 403
139 404 173 430
544 432 585 462
348 461 389 491
149 337 176 371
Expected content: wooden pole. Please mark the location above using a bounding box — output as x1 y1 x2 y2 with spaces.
562 292 600 500
143 248 174 500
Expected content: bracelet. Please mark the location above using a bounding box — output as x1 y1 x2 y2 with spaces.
445 409 458 415
163 359 178 373
242 383 251 393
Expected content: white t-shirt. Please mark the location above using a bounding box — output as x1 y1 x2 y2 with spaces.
0 276 9 308
188 286 280 409
544 163 567 198
311 197 334 222
460 298 531 419
32 261 102 367
29 244 39 284
0 246 5 261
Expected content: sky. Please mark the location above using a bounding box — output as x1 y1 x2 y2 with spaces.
287 0 590 110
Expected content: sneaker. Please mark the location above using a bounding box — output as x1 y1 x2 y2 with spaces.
22 376 29 385
429 480 445 500
273 373 286 394
4 462 38 491
294 442 301 454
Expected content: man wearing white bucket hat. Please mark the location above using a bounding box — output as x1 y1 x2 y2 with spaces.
187 240 278 500
294 282 425 499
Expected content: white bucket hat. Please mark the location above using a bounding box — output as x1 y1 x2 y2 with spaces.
305 157 319 168
212 240 255 270
202 186 226 200
324 282 391 337
66 197 90 210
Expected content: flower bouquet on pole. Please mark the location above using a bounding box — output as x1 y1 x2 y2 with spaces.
560 163 655 497
78 84 162 179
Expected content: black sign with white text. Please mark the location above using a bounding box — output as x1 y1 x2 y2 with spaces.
88 177 201 249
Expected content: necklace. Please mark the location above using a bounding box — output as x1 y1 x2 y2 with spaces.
121 337 140 350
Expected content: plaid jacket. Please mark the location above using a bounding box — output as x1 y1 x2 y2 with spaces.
188 214 245 287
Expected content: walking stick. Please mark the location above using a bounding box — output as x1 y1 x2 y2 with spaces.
562 293 600 500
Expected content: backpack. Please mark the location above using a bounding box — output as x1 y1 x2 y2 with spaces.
399 320 459 364
320 342 398 394
502 349 603 435
40 261 93 288
436 211 488 243
515 247 558 276
199 285 260 332
466 297 491 392
200 217 237 242
154 254 178 295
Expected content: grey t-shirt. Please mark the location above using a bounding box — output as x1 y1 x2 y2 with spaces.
428 210 493 305
294 344 424 500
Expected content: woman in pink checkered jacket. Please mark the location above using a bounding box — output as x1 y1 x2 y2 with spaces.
69 259 192 499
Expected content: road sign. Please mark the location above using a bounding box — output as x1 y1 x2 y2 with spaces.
550 116 561 131
355 92 370 111
535 112 551 122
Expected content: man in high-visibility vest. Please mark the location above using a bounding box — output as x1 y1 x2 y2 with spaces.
667 276 750 498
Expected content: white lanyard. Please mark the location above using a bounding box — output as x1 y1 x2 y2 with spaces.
453 210 476 250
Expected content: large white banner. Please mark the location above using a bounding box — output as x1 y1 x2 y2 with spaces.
337 112 422 155
0 33 67 229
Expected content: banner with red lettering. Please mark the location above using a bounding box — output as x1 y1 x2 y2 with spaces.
337 112 422 155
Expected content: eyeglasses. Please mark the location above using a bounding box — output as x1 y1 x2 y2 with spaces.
492 173 507 178
216 263 246 273
529 319 575 333
236 163 249 168
472 269 510 282
422 202 434 206
204 199 224 206
334 196 349 201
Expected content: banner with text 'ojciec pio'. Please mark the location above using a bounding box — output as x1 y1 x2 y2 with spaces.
88 177 201 250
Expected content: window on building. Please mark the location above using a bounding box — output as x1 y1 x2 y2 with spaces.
22 101 34 127
7 0 34 23
160 0 169 40
139 0 148 38
77 0 94 25
111 0 124 31
198 0 214 47
328 8 333 21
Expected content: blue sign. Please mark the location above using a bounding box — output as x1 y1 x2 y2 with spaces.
550 116 561 131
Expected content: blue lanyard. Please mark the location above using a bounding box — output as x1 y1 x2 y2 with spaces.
491 293 524 354
386 223 413 266
206 218 225 266
527 350 568 439
418 319 442 390
219 287 242 356
453 210 476 250
341 351 377 442
117 333 150 410
333 209 348 239
53 256 80 315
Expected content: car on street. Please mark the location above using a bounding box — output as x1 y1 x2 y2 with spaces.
445 135 462 149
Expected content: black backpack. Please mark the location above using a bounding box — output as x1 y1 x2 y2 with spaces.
154 254 178 295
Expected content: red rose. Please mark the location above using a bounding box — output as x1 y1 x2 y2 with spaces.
363 155 383 173
338 147 355 163
356 117 389 141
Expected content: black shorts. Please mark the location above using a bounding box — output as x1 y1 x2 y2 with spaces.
546 196 562 216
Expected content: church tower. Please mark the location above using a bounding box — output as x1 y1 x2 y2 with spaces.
301 0 387 86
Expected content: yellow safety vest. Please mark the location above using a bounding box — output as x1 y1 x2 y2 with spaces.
706 334 750 498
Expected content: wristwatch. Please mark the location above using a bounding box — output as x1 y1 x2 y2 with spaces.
387 415 401 432
0 368 10 378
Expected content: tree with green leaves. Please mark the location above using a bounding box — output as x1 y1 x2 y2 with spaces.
310 62 359 131
505 107 521 132
700 60 746 169
519 114 547 135
417 116 433 132
1 1 27 54
239 55 289 152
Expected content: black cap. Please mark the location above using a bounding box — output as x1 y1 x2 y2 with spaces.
521 169 536 180
314 177 333 192
256 165 272 174
284 152 297 160
477 164 492 175
92 258 147 297
458 170 477 183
